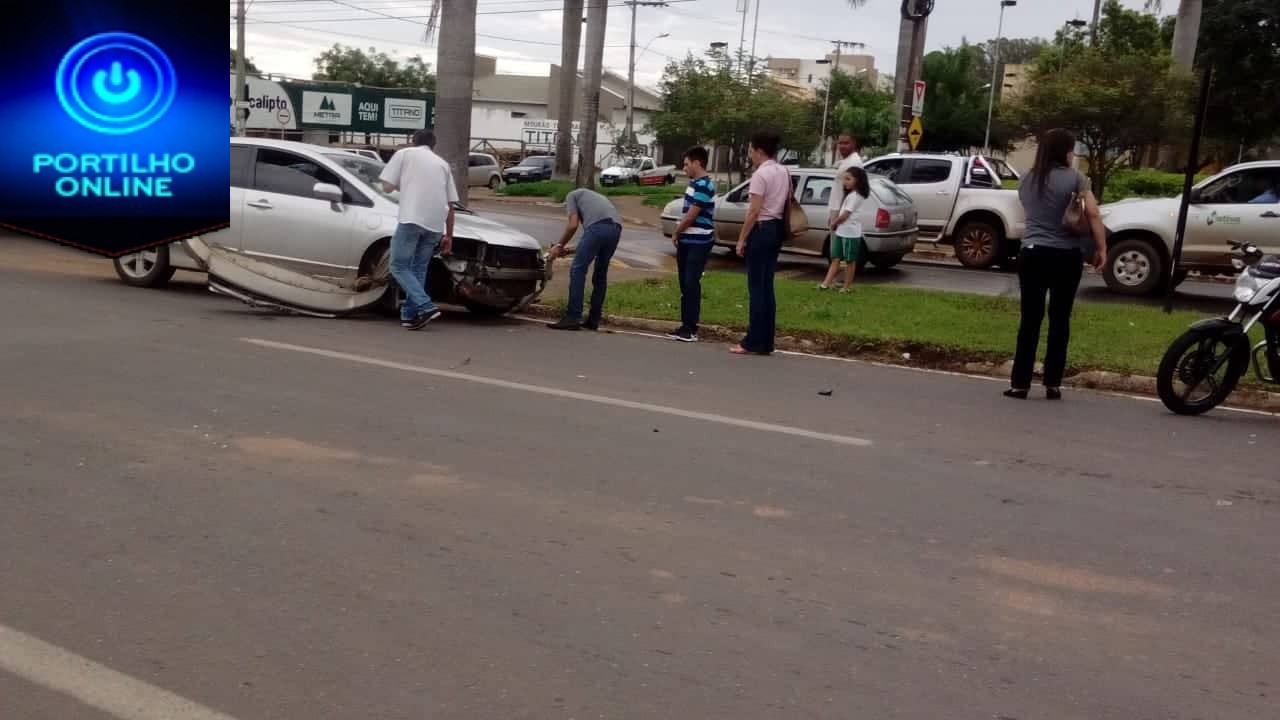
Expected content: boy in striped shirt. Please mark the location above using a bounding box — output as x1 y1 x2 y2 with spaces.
667 146 717 342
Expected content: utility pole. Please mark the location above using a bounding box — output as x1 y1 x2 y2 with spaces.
625 1 667 150
1090 0 1102 45
737 0 749 76
747 0 762 87
234 0 247 137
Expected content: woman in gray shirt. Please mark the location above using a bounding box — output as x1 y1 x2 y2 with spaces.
1005 128 1108 400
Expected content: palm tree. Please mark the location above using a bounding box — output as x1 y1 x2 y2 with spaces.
1144 0 1203 72
427 0 477 203
555 1 584 179
575 0 608 188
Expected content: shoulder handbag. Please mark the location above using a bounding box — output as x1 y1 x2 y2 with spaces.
1061 172 1092 236
782 168 808 241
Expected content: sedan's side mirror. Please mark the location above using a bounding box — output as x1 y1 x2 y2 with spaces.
313 182 344 205
1188 187 1202 204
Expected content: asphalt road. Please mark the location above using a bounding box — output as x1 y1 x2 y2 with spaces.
2 239 1278 720
477 204 1238 313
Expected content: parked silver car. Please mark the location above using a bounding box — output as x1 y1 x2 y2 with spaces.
1099 161 1280 296
468 153 502 189
660 168 919 269
111 137 551 317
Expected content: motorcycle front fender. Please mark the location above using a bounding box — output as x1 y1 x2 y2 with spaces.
1188 317 1247 337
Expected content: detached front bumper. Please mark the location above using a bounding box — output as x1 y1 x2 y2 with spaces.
442 253 553 312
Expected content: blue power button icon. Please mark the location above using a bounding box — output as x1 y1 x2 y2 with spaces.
56 32 177 135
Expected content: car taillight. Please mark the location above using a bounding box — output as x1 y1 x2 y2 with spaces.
876 209 891 229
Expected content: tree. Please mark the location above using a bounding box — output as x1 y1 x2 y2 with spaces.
817 70 897 155
427 1 476 203
651 53 816 182
1195 0 1280 157
972 37 1049 99
230 48 259 74
916 44 1011 152
1005 49 1191 199
576 1 608 187
554 0 584 179
313 44 435 90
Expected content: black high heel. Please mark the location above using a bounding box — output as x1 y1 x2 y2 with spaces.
1003 388 1029 400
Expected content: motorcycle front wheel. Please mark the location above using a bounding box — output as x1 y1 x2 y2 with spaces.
1156 328 1250 416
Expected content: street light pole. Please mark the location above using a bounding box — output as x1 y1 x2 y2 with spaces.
625 1 667 149
983 0 1016 155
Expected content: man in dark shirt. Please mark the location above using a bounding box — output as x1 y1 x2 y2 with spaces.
547 188 623 331
667 147 717 342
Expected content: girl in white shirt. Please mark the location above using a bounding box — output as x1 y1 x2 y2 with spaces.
820 167 870 293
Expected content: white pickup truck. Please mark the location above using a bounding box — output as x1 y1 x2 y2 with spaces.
599 156 677 187
1099 160 1280 296
862 153 1026 269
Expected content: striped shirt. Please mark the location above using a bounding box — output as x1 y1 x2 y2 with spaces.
679 175 717 243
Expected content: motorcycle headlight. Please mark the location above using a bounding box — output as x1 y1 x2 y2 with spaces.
1234 272 1263 303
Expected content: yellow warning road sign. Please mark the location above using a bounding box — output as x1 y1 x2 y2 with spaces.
908 116 924 151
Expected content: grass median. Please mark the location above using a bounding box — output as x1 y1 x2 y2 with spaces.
553 271 1227 377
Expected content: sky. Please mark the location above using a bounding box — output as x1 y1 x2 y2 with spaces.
231 0 1159 90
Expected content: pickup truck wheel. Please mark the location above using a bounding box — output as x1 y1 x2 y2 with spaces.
954 221 1002 270
1104 238 1165 296
113 245 176 287
665 174 675 185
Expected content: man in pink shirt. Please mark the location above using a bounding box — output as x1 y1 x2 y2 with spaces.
732 130 791 356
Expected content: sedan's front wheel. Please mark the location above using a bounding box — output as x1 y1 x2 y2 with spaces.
113 245 176 287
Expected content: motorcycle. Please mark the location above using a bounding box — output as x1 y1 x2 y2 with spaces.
1157 240 1280 415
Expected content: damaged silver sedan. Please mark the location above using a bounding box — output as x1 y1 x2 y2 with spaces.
111 137 552 318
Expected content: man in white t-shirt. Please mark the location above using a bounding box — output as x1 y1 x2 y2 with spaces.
826 133 863 229
378 129 458 330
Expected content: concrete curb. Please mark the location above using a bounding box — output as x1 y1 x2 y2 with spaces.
523 303 1280 414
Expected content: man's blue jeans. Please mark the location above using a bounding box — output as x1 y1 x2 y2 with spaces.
389 222 442 321
564 219 622 325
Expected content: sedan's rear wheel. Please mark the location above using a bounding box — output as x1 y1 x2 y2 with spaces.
113 245 176 287
487 176 501 190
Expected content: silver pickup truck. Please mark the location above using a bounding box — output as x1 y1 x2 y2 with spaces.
1099 161 1280 296
862 153 1026 269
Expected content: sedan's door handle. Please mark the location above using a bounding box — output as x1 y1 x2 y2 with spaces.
935 191 951 196
1261 211 1279 219
247 199 273 210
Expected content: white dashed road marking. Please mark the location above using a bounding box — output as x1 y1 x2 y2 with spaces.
0 624 241 720
240 337 874 448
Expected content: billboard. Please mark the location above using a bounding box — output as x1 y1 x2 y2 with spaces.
230 74 434 133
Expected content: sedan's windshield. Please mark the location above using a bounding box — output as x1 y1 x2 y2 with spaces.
516 157 548 168
325 153 397 202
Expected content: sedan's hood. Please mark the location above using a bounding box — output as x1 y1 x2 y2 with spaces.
367 193 542 251
454 212 544 251
602 166 633 175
